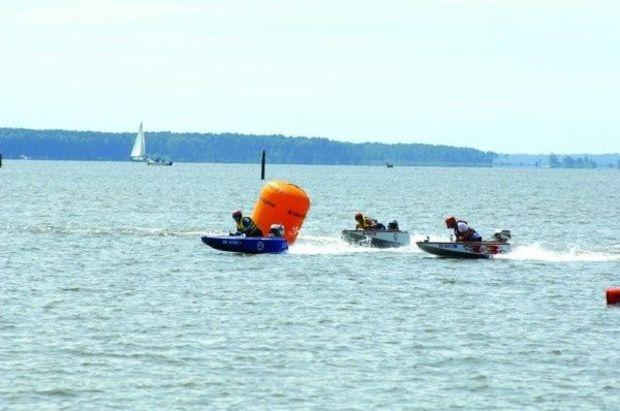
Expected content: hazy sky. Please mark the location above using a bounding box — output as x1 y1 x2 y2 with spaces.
1 0 619 154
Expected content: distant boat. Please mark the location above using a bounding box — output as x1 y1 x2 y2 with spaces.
130 122 147 162
146 157 173 166
386 162 394 168
130 122 173 166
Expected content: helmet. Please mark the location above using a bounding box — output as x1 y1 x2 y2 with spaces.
445 216 456 228
270 224 285 237
355 212 363 221
232 210 242 219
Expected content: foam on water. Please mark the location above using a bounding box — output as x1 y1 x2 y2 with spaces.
497 243 620 262
291 233 620 262
19 222 619 263
288 232 443 255
12 223 208 238
287 235 362 255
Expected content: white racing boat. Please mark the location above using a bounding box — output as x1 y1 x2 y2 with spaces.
416 230 512 259
341 229 411 248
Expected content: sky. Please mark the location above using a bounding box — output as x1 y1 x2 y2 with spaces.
1 0 619 154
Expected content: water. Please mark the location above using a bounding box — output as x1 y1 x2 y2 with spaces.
2 161 619 409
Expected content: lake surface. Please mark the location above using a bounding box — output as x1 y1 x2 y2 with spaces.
2 161 619 409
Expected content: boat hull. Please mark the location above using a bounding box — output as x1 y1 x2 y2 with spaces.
147 159 173 166
201 235 288 254
416 241 510 259
341 229 410 248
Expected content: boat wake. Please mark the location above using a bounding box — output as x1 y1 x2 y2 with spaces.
13 223 208 238
291 234 620 262
288 235 368 255
496 244 620 262
15 223 620 262
288 233 442 255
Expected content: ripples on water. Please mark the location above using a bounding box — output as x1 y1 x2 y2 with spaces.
1 161 620 409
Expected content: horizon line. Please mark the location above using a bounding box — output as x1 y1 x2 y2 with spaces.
1 125 618 157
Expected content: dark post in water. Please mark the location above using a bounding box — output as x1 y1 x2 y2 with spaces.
0 153 2 168
261 150 266 180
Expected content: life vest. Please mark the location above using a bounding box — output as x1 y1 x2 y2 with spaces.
236 216 259 235
453 220 468 236
455 220 479 241
360 216 378 229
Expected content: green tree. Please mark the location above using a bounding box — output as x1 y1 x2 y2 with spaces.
549 154 561 168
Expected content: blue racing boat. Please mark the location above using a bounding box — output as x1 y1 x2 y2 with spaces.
201 235 288 254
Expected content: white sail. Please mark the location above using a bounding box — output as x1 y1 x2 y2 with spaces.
130 122 146 161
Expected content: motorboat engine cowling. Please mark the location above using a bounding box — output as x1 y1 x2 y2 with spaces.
388 220 399 231
269 224 285 238
492 230 512 243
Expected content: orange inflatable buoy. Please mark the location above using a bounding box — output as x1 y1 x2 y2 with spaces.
251 180 310 244
606 287 620 305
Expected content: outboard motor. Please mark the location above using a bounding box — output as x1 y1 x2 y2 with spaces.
269 224 285 238
388 220 399 231
492 230 512 243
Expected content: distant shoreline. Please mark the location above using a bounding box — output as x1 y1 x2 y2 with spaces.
1 127 618 168
0 157 499 168
4 158 620 171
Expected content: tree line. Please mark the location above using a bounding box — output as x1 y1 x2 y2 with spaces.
0 127 498 166
548 154 612 169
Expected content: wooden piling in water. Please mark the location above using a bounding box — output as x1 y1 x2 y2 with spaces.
261 150 266 180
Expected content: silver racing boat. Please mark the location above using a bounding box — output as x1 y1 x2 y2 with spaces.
341 229 411 248
416 230 512 259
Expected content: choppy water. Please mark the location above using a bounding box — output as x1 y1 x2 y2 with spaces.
2 161 620 409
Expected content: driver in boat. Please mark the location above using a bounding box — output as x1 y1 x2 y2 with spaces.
445 216 482 242
355 212 386 230
231 210 263 237
267 224 285 238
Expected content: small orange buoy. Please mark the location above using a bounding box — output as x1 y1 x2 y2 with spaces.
251 180 310 245
606 287 620 305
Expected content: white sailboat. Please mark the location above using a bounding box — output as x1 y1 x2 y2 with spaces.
130 122 147 161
